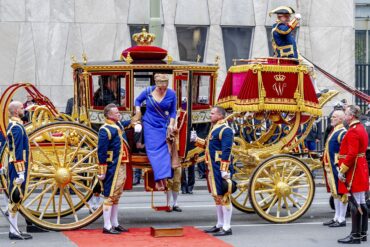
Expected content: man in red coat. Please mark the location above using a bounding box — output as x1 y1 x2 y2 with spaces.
337 105 369 244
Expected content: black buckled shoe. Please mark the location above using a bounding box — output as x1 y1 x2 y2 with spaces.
213 228 232 237
172 206 182 212
329 221 346 227
204 226 221 233
114 225 128 232
361 232 367 241
20 232 33 240
323 219 336 226
103 227 120 234
9 232 32 240
337 234 361 244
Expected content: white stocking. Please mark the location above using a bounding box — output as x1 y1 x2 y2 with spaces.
111 204 119 227
172 191 178 207
216 205 223 228
9 212 19 234
338 201 348 223
333 198 340 221
222 206 232 231
166 191 172 206
103 205 112 230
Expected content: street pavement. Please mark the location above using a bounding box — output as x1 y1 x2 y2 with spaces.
0 176 369 247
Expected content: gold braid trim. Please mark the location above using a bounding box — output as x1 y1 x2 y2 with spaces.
13 161 25 173
228 64 309 74
220 161 230 172
98 164 107 175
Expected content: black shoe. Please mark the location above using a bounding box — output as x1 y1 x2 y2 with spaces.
361 233 367 241
5 210 9 217
204 226 221 233
133 179 140 186
187 191 193 194
213 228 232 236
20 232 33 240
181 190 187 194
9 232 32 240
103 227 120 234
329 221 346 227
337 234 361 244
172 206 182 212
323 219 336 226
198 175 206 179
114 225 128 232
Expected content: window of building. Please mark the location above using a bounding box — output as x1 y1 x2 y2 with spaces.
222 27 253 69
266 26 299 57
129 25 149 47
176 26 208 62
355 30 367 64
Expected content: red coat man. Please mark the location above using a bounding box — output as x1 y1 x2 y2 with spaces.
337 105 369 244
338 120 369 194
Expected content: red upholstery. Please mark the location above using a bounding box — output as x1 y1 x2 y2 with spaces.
122 46 167 60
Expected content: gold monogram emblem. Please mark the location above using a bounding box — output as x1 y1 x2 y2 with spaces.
272 74 287 96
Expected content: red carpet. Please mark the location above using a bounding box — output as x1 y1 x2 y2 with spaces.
63 226 232 247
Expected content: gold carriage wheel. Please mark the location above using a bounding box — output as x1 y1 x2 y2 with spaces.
248 155 315 223
0 123 95 219
17 122 102 230
230 137 254 213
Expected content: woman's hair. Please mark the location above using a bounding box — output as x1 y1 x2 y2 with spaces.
104 103 117 118
154 73 169 85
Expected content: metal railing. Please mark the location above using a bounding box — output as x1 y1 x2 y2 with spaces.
355 64 370 109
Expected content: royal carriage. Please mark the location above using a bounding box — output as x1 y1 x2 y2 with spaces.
0 29 343 231
0 29 220 231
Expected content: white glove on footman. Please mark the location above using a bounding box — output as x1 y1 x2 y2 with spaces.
190 130 197 142
221 171 230 179
15 172 25 185
295 13 302 20
97 174 106 181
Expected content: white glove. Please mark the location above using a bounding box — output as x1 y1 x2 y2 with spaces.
221 171 230 179
295 13 302 20
190 130 197 142
134 123 142 133
15 172 25 185
97 174 106 181
338 172 346 182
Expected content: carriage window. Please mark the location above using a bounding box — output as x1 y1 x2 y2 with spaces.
92 75 126 108
192 74 212 107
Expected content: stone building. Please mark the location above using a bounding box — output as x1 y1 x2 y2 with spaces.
0 0 354 113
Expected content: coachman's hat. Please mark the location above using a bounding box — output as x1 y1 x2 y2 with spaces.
221 179 237 195
10 186 22 204
269 6 295 16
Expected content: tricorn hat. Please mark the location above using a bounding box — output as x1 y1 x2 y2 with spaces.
269 6 295 17
221 179 237 195
10 186 23 204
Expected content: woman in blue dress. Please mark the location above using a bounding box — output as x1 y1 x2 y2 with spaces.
133 74 177 190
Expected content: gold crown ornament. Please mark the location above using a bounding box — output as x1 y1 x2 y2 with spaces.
274 74 286 82
132 28 156 46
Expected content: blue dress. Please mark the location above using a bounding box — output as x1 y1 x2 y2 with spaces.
135 86 177 181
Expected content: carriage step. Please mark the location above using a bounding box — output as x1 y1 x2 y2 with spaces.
150 226 184 237
152 206 171 211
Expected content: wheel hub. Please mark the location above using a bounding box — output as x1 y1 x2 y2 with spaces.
275 181 291 197
55 168 72 187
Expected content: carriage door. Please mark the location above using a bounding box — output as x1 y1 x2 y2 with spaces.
173 70 190 158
